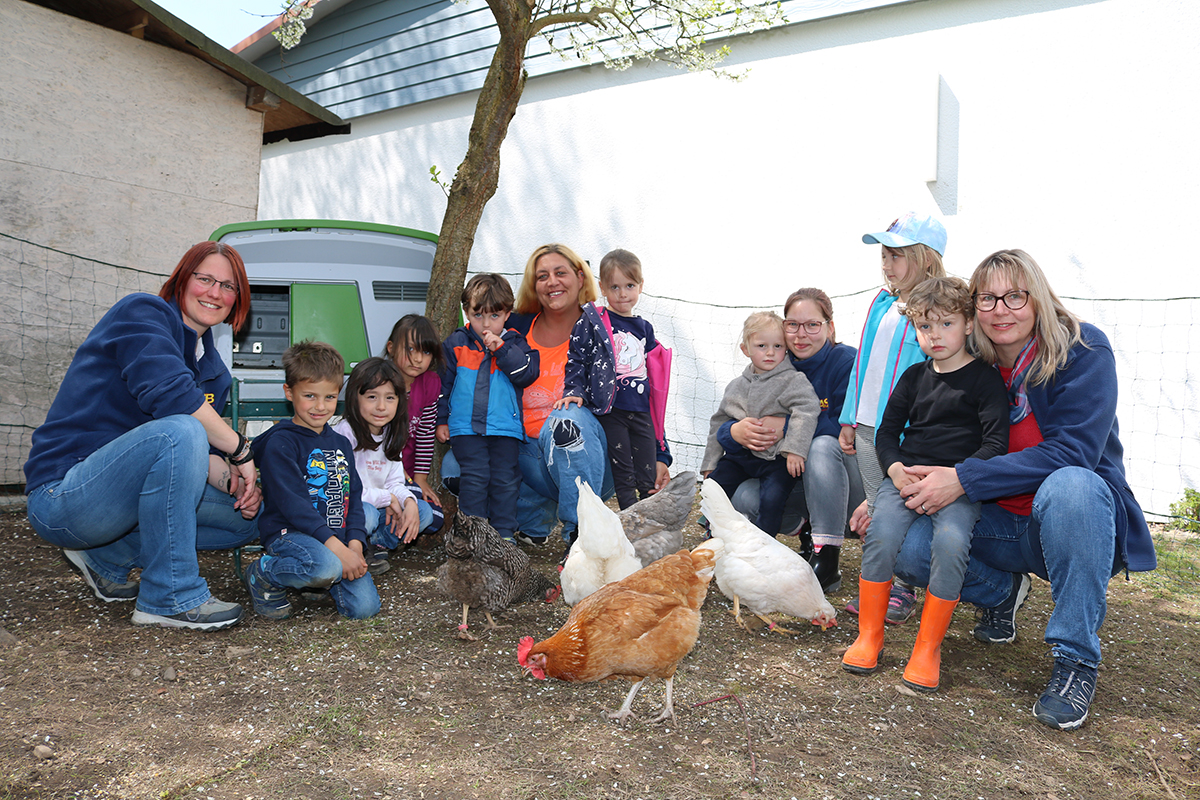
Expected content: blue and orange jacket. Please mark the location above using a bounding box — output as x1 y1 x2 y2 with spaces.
437 325 539 440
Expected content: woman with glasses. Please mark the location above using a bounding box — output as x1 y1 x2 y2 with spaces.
24 241 260 631
890 249 1154 731
722 288 864 592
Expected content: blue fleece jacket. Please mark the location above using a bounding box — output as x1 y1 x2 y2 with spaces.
839 289 927 434
437 325 538 440
956 324 1154 572
251 419 367 550
24 294 230 493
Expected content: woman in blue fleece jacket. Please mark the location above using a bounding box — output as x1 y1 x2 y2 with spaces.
892 249 1154 732
24 242 260 631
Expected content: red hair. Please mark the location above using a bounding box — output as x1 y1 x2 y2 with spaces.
159 242 252 331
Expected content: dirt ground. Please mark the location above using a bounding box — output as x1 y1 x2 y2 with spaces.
1 504 1198 800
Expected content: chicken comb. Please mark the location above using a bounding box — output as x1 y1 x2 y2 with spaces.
517 635 534 666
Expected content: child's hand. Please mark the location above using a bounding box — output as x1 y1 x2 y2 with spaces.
415 474 442 508
838 425 857 455
553 395 583 410
888 462 918 490
786 452 805 477
647 462 670 494
849 500 871 536
390 496 421 544
481 331 505 352
436 424 450 443
326 537 368 581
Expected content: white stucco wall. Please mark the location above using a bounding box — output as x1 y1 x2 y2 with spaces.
1 0 265 484
258 0 1200 515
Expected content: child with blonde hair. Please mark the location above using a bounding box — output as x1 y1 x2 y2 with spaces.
703 312 820 536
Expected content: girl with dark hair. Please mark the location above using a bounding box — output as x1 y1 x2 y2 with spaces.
24 241 260 630
333 357 430 574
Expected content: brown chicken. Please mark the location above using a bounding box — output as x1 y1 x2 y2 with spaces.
517 540 723 724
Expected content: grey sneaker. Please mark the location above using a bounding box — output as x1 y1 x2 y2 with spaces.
62 549 138 602
974 573 1032 644
514 531 547 547
131 597 244 630
1034 658 1097 730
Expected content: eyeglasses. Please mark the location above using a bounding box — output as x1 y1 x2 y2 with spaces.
193 272 239 296
974 290 1030 311
783 320 827 335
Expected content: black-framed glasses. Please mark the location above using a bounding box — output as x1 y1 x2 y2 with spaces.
783 320 827 335
193 272 239 296
974 290 1029 311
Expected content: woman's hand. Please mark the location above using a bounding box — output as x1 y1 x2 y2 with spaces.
898 465 964 515
730 416 783 451
838 425 857 455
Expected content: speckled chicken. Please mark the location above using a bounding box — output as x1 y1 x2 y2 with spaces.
619 471 698 567
700 479 837 633
437 512 560 637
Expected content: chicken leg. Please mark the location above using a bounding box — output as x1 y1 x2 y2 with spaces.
730 595 799 635
649 676 676 724
606 678 646 725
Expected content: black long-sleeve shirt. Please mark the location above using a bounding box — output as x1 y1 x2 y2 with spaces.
875 359 1009 472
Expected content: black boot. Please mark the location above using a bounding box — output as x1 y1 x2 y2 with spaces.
809 545 842 594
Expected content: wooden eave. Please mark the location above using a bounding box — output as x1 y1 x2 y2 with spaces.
26 0 350 143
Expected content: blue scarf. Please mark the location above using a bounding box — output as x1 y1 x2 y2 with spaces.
1004 337 1038 424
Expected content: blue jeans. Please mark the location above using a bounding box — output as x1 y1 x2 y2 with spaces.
865 478 979 600
362 500 435 550
260 533 381 619
893 466 1122 665
25 415 258 616
441 405 614 541
731 435 864 543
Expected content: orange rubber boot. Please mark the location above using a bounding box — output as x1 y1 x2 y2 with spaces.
902 593 959 692
842 578 893 674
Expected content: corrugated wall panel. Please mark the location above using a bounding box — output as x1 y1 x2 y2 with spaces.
254 0 917 119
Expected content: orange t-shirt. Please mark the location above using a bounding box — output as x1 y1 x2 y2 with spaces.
522 326 570 439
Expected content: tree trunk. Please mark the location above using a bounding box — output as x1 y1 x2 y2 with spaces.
425 0 532 341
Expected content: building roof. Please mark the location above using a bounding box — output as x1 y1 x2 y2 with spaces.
25 0 351 143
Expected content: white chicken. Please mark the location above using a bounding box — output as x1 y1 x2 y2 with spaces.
560 477 645 606
700 478 837 633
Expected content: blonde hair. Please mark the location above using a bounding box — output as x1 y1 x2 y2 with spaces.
741 311 784 348
968 249 1083 385
514 244 599 315
886 243 945 297
904 276 973 321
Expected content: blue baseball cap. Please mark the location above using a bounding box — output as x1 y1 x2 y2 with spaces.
862 212 947 256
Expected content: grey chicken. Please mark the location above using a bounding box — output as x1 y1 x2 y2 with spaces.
436 512 560 637
619 471 698 567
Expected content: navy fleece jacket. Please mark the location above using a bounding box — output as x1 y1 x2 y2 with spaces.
24 294 230 493
956 324 1154 572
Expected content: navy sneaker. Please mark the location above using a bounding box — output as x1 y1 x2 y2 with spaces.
1034 658 1097 730
886 582 918 625
243 559 293 620
131 597 244 630
62 549 138 602
514 531 547 547
973 573 1031 644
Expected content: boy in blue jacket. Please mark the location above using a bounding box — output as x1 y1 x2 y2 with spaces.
245 341 380 621
436 274 539 541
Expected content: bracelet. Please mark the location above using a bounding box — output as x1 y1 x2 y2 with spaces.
229 432 254 465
